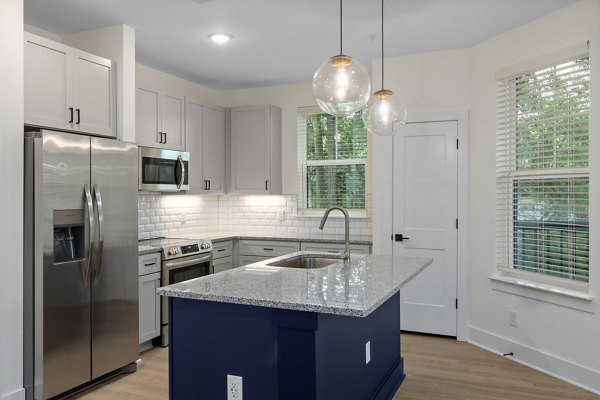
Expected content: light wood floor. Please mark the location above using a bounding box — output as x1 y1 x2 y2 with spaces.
74 333 599 400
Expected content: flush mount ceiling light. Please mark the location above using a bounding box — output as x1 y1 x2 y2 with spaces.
210 33 232 44
362 0 407 136
312 0 371 117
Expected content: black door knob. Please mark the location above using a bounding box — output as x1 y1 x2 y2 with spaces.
394 234 410 242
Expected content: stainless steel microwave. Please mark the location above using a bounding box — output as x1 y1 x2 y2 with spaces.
138 147 189 191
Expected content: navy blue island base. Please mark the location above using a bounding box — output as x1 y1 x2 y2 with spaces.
169 292 404 400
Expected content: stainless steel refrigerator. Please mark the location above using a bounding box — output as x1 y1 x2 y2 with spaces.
24 130 139 400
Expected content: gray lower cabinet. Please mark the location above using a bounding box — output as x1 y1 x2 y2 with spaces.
300 242 371 254
238 240 300 267
212 240 234 273
138 253 161 344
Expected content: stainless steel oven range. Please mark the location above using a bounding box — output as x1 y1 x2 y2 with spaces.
142 237 213 346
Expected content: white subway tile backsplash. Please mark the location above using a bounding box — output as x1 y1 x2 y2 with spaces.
138 194 371 240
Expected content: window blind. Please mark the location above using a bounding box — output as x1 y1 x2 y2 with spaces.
496 49 590 283
297 106 368 209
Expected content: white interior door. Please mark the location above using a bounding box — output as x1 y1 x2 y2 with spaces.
393 121 458 336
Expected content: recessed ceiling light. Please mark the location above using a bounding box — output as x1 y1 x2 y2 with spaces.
210 34 232 44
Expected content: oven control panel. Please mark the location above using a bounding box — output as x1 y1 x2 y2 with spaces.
181 244 199 254
163 239 213 260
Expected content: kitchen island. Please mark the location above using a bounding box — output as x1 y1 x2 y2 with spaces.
158 252 432 400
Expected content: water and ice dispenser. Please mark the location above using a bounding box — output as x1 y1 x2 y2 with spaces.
53 209 85 263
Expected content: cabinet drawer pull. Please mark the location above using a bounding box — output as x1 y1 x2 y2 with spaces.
263 248 274 251
327 250 338 253
144 261 156 266
217 248 226 252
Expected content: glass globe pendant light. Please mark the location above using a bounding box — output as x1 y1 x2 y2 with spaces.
362 0 407 136
312 0 371 117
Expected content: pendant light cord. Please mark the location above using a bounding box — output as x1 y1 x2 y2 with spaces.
381 0 384 89
340 0 343 54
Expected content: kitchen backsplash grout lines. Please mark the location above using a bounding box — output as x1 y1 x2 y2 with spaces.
138 194 372 240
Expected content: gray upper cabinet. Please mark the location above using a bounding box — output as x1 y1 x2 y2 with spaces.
185 98 225 194
136 86 185 150
24 32 116 137
229 105 282 194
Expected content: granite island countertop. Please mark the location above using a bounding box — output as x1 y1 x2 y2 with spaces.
157 252 432 318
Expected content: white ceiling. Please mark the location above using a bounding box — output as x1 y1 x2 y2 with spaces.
24 0 575 90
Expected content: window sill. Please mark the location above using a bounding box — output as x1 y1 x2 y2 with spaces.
489 274 593 313
297 209 370 220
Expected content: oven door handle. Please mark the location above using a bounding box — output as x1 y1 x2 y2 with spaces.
163 254 212 270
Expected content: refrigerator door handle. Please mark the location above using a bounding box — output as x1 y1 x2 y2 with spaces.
93 184 105 283
84 184 94 286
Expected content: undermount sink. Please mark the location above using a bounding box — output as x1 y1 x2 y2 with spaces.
268 256 340 269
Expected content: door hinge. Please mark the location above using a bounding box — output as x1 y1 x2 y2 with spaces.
455 298 458 309
456 138 459 149
456 218 458 229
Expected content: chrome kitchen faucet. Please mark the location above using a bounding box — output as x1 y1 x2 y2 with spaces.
319 206 351 262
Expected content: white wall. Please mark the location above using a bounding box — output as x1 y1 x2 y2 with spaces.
220 83 315 195
136 64 221 105
371 48 471 254
62 25 137 142
24 24 60 42
372 1 600 392
468 0 600 393
0 1 24 399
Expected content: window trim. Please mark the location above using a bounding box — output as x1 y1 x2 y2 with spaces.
495 43 591 288
297 106 368 213
489 274 593 313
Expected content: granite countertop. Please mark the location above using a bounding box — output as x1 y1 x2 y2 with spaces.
157 252 432 318
138 245 160 256
178 231 373 245
139 231 372 255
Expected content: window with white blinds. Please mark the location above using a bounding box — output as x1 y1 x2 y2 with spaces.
496 44 590 284
297 106 367 210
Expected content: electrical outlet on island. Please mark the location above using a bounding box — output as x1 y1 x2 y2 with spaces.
227 374 243 400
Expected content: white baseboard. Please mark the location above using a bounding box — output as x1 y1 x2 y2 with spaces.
469 326 600 396
0 388 25 400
